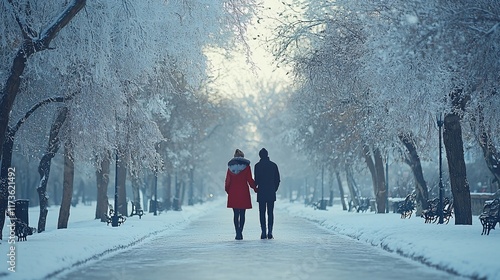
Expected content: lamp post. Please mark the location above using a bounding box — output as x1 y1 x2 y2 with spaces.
154 168 158 216
112 151 119 227
436 113 444 224
386 155 389 213
320 164 326 210
304 178 308 205
112 110 120 227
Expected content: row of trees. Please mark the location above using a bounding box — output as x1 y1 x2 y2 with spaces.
271 0 500 224
0 0 257 236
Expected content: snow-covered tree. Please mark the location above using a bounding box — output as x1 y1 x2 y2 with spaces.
1 0 257 232
271 0 500 223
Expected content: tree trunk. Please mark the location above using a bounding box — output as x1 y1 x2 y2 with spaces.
116 153 128 216
188 168 194 206
328 189 334 207
311 176 318 203
478 131 500 189
345 165 359 210
373 148 386 213
143 174 151 212
0 128 14 239
363 145 377 207
173 173 181 211
37 107 68 233
399 133 429 214
131 176 142 213
58 141 74 229
95 154 110 222
180 180 186 208
336 171 348 210
327 169 333 206
443 113 472 225
476 108 500 189
165 173 172 210
200 177 204 204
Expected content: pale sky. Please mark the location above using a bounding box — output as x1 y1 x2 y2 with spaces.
203 2 296 154
205 2 293 99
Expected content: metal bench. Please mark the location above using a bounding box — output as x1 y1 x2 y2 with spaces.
130 201 144 219
421 197 453 224
479 198 499 235
397 194 416 219
106 204 126 226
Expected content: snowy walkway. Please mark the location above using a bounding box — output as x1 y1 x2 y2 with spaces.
56 205 459 280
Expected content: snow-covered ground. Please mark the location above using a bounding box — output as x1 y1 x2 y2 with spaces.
0 197 498 280
0 199 217 280
280 201 499 280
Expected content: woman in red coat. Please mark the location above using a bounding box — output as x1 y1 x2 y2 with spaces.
225 149 257 240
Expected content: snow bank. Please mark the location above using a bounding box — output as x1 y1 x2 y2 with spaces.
0 198 223 280
279 200 500 280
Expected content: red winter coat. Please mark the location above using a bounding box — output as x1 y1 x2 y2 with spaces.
225 157 257 209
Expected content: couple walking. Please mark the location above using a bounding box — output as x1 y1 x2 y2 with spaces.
224 148 280 240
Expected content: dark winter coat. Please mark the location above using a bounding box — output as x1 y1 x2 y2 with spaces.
225 157 257 209
254 157 280 202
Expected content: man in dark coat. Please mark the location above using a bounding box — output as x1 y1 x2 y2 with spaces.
254 148 280 239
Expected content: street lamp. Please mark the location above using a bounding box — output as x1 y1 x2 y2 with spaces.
436 113 444 224
304 178 308 205
154 168 158 216
112 151 119 227
153 142 160 216
386 155 389 213
320 164 326 210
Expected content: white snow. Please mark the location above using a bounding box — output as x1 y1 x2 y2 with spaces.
280 201 499 280
1 198 498 279
405 14 419 25
1 200 212 279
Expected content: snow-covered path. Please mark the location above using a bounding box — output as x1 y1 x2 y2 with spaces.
56 205 460 280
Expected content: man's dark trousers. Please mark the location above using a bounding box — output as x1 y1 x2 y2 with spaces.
259 201 274 234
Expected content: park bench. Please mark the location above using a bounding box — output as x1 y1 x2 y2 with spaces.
397 194 416 219
106 204 126 226
130 201 144 218
348 198 371 212
15 219 34 241
421 197 453 224
313 199 328 210
7 204 36 241
356 198 371 213
479 198 499 235
149 199 166 213
7 213 35 241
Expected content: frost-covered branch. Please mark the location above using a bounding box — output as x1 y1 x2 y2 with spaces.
12 95 72 135
36 0 86 51
6 0 37 39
